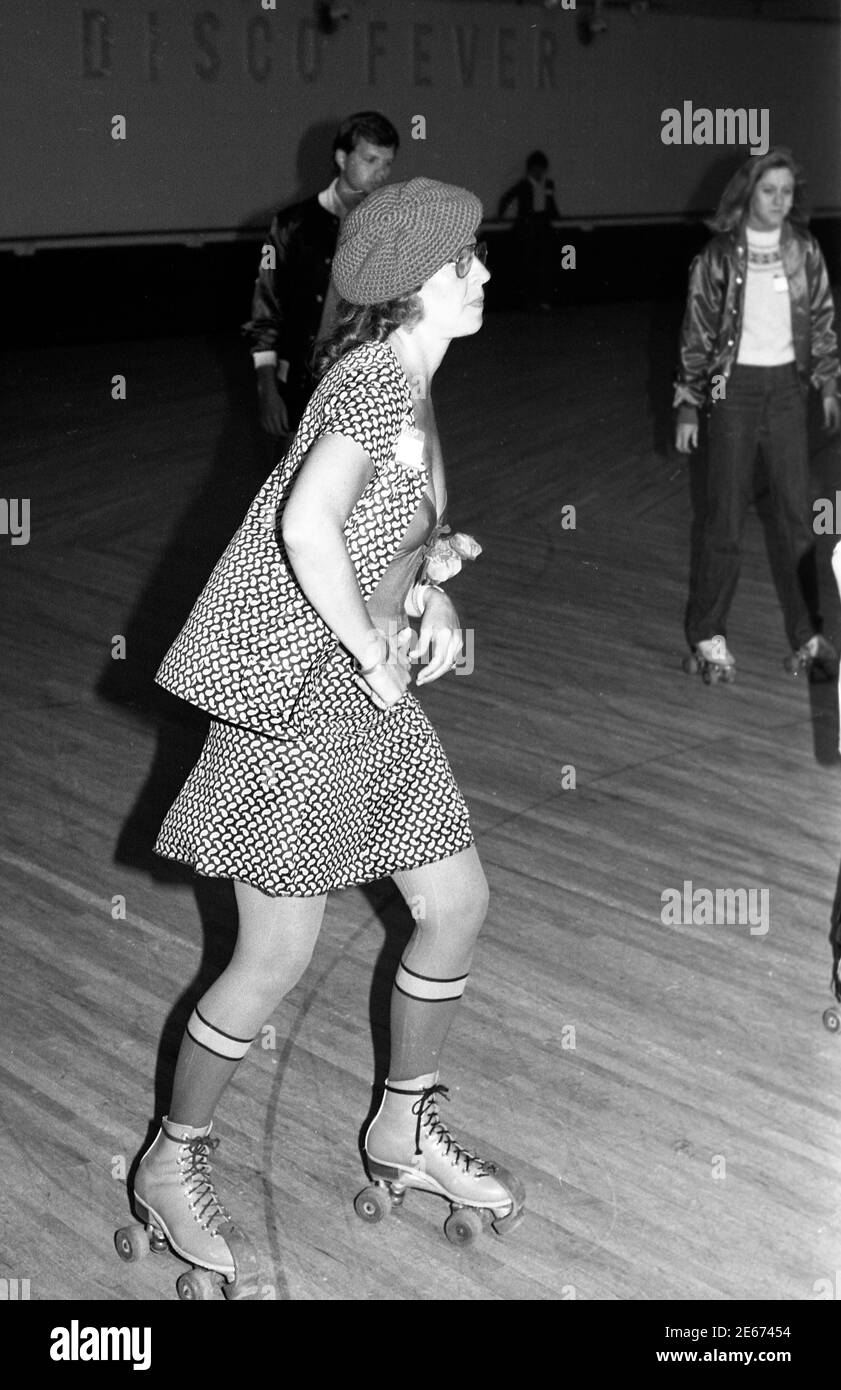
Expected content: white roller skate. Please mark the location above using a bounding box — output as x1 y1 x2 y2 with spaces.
784 634 838 681
683 634 736 685
355 1075 526 1247
114 1117 266 1300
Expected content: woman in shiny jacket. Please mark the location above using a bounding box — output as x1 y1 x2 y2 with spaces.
675 148 840 682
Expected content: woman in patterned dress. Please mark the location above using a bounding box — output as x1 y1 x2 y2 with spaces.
126 179 524 1296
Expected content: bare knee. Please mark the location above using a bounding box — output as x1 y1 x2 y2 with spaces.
462 867 490 932
415 860 490 939
451 853 490 928
230 929 317 1002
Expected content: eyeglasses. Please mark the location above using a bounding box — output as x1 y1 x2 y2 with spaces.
451 241 488 278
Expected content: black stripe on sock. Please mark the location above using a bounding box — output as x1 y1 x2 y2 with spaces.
393 981 464 1003
398 961 468 984
194 1004 255 1045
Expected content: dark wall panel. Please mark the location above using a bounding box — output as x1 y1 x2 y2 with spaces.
1 0 839 246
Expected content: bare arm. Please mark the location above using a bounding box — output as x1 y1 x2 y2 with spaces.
280 434 406 704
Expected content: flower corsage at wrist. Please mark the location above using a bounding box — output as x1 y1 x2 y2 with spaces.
422 527 482 583
404 528 482 619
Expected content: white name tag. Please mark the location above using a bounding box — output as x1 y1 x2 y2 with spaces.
773 274 789 293
395 424 426 471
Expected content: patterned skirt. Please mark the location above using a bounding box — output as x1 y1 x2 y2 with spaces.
154 651 473 896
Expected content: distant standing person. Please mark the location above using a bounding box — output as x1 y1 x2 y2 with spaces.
498 150 559 310
243 110 400 437
675 147 840 685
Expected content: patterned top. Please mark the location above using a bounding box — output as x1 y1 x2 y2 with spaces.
737 226 794 367
156 341 430 737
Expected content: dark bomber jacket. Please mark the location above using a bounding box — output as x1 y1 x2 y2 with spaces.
242 195 340 398
675 221 840 412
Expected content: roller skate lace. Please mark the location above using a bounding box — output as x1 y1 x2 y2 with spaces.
178 1135 231 1233
411 1085 498 1176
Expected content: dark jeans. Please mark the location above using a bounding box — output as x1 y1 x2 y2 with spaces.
687 363 819 650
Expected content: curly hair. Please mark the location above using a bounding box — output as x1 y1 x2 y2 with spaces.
708 147 808 234
313 293 424 379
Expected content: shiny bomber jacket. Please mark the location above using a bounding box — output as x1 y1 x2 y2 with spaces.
674 221 840 412
241 195 339 391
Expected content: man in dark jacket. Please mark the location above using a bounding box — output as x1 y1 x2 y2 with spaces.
243 111 399 436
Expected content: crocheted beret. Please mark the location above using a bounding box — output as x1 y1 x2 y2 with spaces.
332 177 483 305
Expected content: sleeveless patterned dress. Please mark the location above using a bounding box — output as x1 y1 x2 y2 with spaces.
153 341 473 896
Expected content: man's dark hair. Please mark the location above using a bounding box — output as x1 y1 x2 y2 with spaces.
333 111 400 156
526 149 549 173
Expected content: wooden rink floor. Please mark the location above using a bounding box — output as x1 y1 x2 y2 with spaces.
2 303 841 1302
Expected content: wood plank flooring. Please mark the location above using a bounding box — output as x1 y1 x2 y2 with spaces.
1 303 840 1301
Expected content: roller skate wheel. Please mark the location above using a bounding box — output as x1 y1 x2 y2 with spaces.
682 655 699 674
354 1185 392 1224
176 1268 218 1301
720 665 735 684
822 1008 840 1034
444 1207 485 1248
783 655 800 675
114 1224 150 1263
